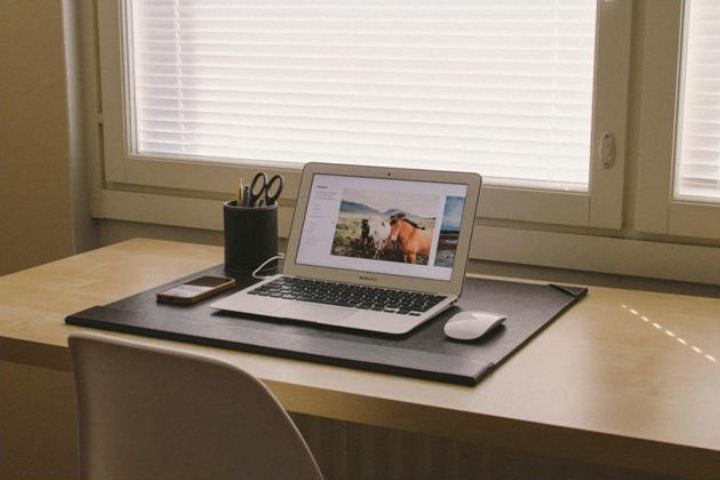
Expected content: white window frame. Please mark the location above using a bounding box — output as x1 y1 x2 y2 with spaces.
636 0 720 240
96 0 632 231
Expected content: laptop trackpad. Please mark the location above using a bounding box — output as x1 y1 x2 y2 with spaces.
278 302 355 323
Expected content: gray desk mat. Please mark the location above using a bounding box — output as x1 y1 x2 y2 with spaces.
66 266 586 385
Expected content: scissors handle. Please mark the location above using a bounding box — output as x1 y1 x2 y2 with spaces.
248 172 284 207
263 174 284 206
249 172 268 207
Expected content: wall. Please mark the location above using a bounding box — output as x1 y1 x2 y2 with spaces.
0 0 96 276
0 0 73 274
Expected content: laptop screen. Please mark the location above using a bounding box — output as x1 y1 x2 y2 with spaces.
295 174 468 281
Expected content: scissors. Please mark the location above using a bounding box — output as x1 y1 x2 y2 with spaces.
248 171 285 207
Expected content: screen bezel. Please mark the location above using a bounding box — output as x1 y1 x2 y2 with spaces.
284 163 482 296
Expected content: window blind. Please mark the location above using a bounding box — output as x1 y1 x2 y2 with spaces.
127 0 597 191
676 0 720 202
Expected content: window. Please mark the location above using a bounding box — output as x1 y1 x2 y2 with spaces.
675 0 720 203
97 0 631 229
636 0 720 239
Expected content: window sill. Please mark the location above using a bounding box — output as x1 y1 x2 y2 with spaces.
94 188 720 286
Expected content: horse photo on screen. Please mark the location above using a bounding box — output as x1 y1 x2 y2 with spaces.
331 189 438 265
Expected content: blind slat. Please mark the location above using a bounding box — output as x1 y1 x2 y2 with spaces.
136 114 589 136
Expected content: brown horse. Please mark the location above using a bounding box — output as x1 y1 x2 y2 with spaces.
389 213 434 264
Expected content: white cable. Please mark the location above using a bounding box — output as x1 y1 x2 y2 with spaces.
252 254 285 279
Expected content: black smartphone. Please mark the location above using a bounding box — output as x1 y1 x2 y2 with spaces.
156 275 236 304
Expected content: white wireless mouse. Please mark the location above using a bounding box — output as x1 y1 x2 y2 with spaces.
443 311 506 341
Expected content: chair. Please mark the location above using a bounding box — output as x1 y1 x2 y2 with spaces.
69 332 324 480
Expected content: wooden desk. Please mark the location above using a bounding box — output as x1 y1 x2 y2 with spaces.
1 239 719 479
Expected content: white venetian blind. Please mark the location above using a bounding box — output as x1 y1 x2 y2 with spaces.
127 0 597 191
676 0 720 202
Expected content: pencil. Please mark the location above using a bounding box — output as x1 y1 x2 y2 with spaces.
237 179 244 206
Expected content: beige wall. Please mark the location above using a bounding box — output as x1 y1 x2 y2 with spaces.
0 0 86 275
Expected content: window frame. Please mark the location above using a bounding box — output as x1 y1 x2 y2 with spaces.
635 0 720 240
96 0 632 230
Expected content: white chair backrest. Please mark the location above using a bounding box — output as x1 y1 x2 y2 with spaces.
69 332 324 480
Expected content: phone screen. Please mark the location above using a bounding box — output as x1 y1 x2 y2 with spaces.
184 277 232 288
158 276 234 299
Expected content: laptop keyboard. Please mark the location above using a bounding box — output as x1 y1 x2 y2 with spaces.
247 277 446 316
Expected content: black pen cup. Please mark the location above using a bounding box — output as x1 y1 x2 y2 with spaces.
223 200 278 277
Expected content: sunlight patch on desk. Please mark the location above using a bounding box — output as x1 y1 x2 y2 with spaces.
621 304 717 367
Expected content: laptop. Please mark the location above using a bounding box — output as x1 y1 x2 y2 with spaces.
212 162 482 335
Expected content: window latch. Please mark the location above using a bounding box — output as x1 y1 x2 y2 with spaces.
599 131 616 169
